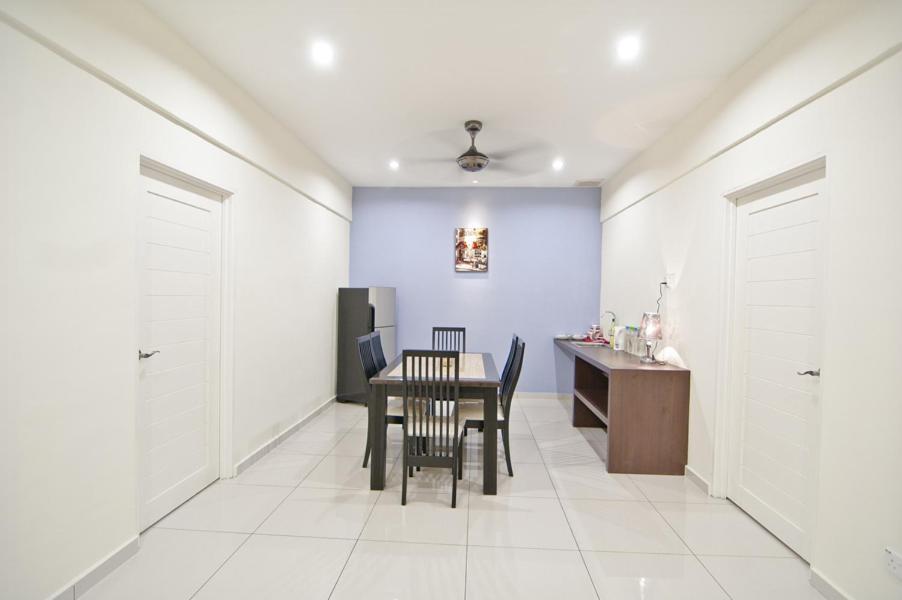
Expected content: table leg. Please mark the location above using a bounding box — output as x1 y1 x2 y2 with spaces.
369 384 387 490
482 386 498 495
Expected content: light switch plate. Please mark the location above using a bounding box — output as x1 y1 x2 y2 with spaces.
886 547 902 581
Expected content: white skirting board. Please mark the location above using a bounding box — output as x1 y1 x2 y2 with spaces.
809 568 851 600
684 464 713 496
233 396 336 476
50 535 140 600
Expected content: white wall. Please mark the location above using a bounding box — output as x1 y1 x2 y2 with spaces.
0 0 351 220
599 1 902 598
0 3 349 599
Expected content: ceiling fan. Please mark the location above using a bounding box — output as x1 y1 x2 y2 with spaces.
401 120 549 177
456 120 490 172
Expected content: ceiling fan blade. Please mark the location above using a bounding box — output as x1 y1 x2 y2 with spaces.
490 161 537 176
491 141 547 161
404 156 451 165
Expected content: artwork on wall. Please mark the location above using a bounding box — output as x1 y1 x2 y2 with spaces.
455 227 488 272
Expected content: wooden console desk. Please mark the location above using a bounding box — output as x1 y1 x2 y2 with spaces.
555 339 690 475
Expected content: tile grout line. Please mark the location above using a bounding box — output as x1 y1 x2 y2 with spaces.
521 405 602 600
632 474 736 600
185 416 365 600
326 445 389 600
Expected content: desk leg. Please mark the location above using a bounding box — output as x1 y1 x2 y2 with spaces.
482 387 498 495
369 384 387 490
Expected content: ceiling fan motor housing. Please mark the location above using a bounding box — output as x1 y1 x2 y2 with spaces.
457 119 490 172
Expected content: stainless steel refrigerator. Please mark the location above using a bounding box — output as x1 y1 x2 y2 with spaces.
336 287 396 404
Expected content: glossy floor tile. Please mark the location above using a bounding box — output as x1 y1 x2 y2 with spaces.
629 474 725 503
80 528 247 600
562 499 690 554
466 546 597 600
699 555 827 600
157 482 292 533
192 535 354 600
226 451 322 487
330 540 467 600
85 401 825 600
258 487 380 539
548 463 645 500
582 552 729 599
300 454 392 489
361 490 469 545
468 495 577 550
655 502 795 557
468 461 557 498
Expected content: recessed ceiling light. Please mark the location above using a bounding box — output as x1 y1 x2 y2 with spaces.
310 39 335 68
472 179 479 184
388 159 400 171
552 157 565 171
616 34 641 62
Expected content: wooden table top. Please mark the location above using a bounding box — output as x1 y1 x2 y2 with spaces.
370 351 501 388
554 339 689 375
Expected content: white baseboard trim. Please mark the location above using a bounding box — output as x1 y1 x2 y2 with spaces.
49 534 140 600
810 568 851 600
234 396 336 476
684 465 712 496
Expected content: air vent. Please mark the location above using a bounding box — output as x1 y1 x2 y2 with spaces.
574 179 604 188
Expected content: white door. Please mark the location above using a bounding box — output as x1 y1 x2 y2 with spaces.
137 175 222 530
728 176 825 560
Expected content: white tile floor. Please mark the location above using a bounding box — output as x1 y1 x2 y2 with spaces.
82 398 826 600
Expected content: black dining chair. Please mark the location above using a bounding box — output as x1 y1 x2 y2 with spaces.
400 349 465 507
500 334 519 384
370 329 387 371
459 339 525 477
359 333 404 468
432 326 466 353
464 333 517 439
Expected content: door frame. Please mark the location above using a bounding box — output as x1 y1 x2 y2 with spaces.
137 156 237 497
711 155 827 501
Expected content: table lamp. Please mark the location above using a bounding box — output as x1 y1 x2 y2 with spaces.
638 312 662 364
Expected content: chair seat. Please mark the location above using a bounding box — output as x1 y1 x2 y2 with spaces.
458 401 505 422
403 400 467 436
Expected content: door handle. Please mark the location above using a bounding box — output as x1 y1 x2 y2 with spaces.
796 368 820 377
138 350 160 360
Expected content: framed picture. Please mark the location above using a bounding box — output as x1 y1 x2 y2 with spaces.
455 227 488 272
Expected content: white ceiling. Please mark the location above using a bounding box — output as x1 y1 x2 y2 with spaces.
142 0 812 187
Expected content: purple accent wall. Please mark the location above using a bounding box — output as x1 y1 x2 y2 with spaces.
350 187 601 393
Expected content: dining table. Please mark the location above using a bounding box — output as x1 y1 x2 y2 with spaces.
368 352 501 494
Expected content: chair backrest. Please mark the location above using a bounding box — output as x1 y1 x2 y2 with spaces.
500 334 519 384
370 330 387 371
432 326 466 353
402 350 460 457
357 333 378 381
500 340 525 420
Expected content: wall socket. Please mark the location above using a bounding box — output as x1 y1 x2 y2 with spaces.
665 272 677 287
887 547 902 581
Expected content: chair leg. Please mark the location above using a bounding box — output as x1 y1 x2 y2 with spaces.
458 435 464 480
451 448 458 508
362 433 371 468
416 437 422 471
501 425 514 477
401 450 408 506
407 439 414 477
